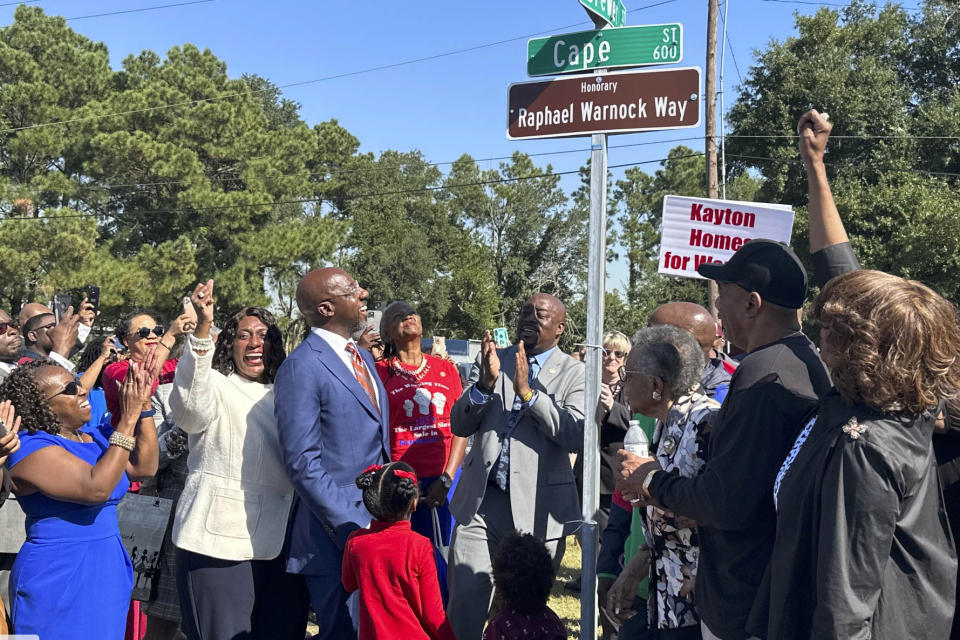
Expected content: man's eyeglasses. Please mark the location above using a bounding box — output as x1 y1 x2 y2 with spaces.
602 348 627 360
130 326 164 340
45 380 81 401
620 368 654 383
320 286 361 304
0 321 19 333
35 322 56 332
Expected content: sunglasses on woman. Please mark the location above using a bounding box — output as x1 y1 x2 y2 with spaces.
130 326 164 340
602 348 627 359
0 320 19 333
46 380 81 401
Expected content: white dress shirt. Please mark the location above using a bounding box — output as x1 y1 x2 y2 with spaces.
310 327 379 404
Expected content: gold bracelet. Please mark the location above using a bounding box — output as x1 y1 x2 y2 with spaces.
108 431 136 451
521 389 535 403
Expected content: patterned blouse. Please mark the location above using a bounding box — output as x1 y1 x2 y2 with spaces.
646 387 720 629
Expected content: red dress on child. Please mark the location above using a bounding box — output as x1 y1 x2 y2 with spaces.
342 520 455 640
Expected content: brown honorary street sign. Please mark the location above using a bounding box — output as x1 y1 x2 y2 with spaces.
506 67 701 140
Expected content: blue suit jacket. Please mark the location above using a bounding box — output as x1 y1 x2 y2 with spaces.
275 331 390 575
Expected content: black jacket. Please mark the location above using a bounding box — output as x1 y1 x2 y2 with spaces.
751 392 956 639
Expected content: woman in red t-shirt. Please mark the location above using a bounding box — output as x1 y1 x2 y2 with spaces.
101 309 192 640
103 310 192 428
374 302 467 587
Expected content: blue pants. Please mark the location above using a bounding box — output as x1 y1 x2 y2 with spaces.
304 573 358 640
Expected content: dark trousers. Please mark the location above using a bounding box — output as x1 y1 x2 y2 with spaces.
304 573 358 640
176 548 309 640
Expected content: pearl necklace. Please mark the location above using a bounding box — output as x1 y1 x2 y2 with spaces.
390 355 430 382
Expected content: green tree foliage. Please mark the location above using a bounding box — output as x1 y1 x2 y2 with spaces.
0 6 343 337
446 152 587 335
727 1 960 306
607 147 710 334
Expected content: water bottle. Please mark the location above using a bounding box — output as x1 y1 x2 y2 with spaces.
623 419 649 456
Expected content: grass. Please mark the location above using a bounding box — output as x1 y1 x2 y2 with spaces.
549 535 590 639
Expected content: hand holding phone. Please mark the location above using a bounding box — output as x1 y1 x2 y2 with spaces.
182 296 198 332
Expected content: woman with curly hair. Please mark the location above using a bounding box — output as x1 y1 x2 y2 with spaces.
753 110 960 640
169 280 308 640
1 357 158 639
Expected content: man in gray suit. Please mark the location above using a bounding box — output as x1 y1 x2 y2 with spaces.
447 292 585 639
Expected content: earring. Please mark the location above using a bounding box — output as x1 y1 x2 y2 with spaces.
652 391 661 401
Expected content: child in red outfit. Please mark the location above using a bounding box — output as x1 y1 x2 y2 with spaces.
342 462 456 640
483 532 567 640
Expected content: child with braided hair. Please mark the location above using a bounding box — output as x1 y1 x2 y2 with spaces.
341 461 456 640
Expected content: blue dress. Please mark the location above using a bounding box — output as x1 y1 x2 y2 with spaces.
7 427 133 639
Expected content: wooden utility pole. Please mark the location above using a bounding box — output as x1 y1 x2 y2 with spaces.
705 0 720 316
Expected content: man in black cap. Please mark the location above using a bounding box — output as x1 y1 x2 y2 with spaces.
616 238 832 640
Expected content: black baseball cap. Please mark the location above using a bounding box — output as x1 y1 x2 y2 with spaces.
696 239 808 309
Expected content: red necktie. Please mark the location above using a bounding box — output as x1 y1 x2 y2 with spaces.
345 342 379 412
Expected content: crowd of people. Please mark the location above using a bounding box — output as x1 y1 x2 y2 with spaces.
0 108 959 640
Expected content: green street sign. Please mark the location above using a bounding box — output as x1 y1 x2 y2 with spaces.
527 24 683 77
580 0 626 27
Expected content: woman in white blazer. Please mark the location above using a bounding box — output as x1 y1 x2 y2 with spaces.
170 280 308 640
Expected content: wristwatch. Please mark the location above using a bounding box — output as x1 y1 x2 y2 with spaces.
642 468 659 494
438 473 454 490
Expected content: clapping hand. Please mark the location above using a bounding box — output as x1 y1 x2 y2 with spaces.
142 344 165 386
118 360 153 429
0 400 22 467
479 330 501 391
514 341 532 399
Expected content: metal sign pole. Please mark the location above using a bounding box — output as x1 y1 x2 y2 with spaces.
580 129 607 640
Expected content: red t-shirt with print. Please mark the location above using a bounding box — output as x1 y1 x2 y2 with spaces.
375 354 460 478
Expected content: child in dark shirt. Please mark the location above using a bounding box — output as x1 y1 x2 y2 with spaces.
483 531 567 640
341 461 455 640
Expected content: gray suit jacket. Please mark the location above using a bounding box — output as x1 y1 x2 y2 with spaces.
450 345 585 541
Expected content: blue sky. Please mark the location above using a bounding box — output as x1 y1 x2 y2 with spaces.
2 0 822 287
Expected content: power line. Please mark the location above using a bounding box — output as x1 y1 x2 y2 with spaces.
92 135 707 191
717 4 745 85
65 0 214 22
0 0 678 135
727 134 960 139
0 0 40 7
728 152 960 178
758 0 922 8
0 152 706 222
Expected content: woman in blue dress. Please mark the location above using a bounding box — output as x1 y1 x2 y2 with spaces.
1 356 159 639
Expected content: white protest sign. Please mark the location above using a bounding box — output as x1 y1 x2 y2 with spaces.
658 195 795 279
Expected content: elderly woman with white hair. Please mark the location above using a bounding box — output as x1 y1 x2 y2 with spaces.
606 324 720 639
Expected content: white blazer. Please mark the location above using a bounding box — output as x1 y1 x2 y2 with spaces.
169 336 294 561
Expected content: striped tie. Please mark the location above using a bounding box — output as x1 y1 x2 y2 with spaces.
345 342 379 412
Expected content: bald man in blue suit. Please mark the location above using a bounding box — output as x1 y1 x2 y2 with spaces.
275 267 389 639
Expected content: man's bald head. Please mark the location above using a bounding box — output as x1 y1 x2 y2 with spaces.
648 302 717 358
19 302 51 327
296 267 368 338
